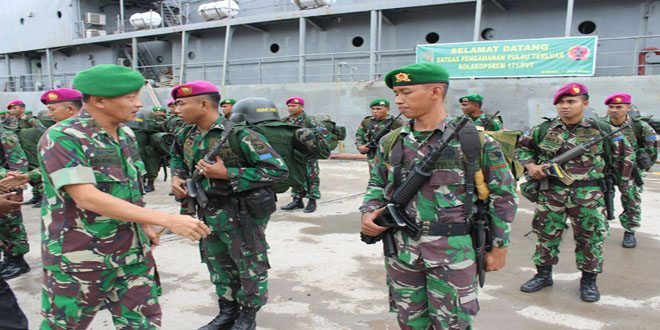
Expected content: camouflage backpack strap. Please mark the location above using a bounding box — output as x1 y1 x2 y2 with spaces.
227 125 249 165
381 126 405 189
587 118 615 172
458 122 481 217
630 116 646 148
361 116 373 130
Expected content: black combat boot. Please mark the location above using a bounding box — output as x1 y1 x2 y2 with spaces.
0 254 30 280
23 191 41 205
580 271 600 302
622 231 636 248
230 307 258 330
145 178 155 193
303 199 317 213
198 300 240 330
520 265 553 293
281 197 304 210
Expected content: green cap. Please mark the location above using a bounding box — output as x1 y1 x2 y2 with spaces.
152 106 167 112
369 98 390 108
220 98 237 106
459 94 483 103
0 109 8 114
72 64 145 97
384 63 450 89
25 110 33 114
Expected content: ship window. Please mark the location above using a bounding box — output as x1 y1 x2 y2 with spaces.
156 56 163 63
426 32 440 44
20 18 25 25
578 21 596 34
57 11 62 18
187 51 196 60
270 43 280 53
352 36 364 47
481 28 495 40
54 62 58 69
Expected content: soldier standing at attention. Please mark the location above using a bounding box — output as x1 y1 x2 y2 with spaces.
220 98 237 119
516 83 634 302
360 63 518 329
280 97 324 213
355 98 404 172
604 92 657 248
459 94 502 131
38 65 210 329
169 81 288 330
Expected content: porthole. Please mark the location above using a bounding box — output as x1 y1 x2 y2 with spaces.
481 28 495 40
352 36 364 47
187 51 195 60
578 21 596 35
425 32 440 44
57 11 62 18
270 43 280 53
20 18 25 25
156 55 164 63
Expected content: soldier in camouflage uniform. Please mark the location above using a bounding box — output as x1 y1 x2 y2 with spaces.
459 94 502 131
169 81 288 330
280 96 326 213
0 109 8 124
355 98 404 172
220 98 237 119
5 100 37 129
0 122 30 281
604 92 658 248
361 63 518 330
516 83 634 302
38 65 210 329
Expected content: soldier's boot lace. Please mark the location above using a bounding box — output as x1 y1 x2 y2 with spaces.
622 231 636 248
198 300 240 330
580 271 600 302
0 254 30 280
145 179 156 193
520 265 553 293
281 197 304 210
303 199 317 213
230 306 258 330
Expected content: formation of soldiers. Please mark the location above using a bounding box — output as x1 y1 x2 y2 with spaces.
0 61 657 330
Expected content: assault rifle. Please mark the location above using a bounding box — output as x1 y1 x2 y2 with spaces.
361 117 470 256
480 111 500 131
186 121 234 212
366 113 403 158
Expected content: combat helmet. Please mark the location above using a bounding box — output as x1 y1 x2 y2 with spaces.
230 97 280 124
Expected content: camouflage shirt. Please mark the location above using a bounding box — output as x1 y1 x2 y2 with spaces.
361 120 518 265
465 113 502 131
516 117 634 182
355 115 405 147
606 116 658 163
0 126 28 179
38 110 150 272
170 117 288 231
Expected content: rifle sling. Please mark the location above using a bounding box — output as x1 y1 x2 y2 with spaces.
458 123 481 219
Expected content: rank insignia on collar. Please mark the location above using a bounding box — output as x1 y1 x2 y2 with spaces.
395 73 411 83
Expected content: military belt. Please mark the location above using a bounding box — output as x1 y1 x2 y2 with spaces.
421 221 470 236
549 177 601 188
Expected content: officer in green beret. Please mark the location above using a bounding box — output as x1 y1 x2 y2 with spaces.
361 63 517 329
459 93 503 131
355 98 404 172
38 64 210 329
220 98 237 119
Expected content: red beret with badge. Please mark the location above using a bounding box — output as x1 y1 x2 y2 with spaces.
552 83 589 105
604 92 632 105
6 99 25 109
40 88 82 105
285 96 305 106
171 80 220 100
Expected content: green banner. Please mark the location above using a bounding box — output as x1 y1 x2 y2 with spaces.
416 36 597 78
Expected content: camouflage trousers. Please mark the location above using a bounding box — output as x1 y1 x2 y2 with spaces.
40 260 162 330
532 186 608 273
200 227 270 308
385 256 478 330
0 206 29 256
616 180 641 232
366 155 376 174
291 159 320 200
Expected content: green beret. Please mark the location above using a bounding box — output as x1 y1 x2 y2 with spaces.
152 106 167 112
384 63 450 89
370 98 390 108
25 110 33 114
72 64 145 97
220 98 237 106
459 94 484 103
0 109 8 114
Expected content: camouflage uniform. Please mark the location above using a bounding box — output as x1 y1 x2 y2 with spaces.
361 120 518 329
0 126 29 258
38 110 161 329
606 116 658 232
283 112 324 200
516 117 634 273
466 113 502 131
355 115 404 171
17 115 55 204
170 118 288 308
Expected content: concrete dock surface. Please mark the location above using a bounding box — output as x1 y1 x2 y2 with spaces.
8 159 660 329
